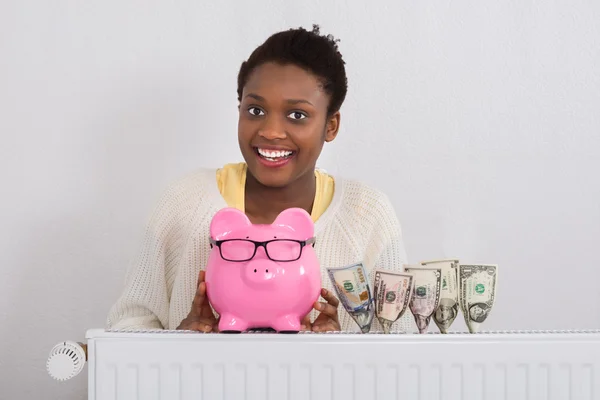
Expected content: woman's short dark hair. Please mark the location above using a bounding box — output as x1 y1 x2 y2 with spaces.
237 24 348 116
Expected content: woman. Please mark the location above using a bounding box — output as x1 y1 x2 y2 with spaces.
106 25 412 333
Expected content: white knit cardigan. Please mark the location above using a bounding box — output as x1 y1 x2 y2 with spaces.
106 168 415 333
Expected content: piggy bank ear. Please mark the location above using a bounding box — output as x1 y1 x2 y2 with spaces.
272 208 314 238
210 208 251 240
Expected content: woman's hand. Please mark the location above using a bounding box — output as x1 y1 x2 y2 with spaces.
301 288 341 332
177 270 219 332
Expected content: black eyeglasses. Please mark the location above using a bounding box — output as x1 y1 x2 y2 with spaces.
209 237 316 262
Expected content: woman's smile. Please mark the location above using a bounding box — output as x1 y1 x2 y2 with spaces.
254 146 296 168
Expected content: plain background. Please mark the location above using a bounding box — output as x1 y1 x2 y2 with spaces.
1 1 599 398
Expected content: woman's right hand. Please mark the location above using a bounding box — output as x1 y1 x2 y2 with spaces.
176 270 219 332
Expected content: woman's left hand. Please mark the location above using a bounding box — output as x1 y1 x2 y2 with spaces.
301 288 341 332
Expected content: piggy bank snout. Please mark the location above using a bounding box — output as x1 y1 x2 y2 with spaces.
244 260 276 284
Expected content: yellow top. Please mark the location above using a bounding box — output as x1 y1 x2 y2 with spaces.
216 162 334 222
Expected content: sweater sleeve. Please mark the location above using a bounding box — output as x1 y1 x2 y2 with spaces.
363 191 415 332
106 179 191 330
364 190 408 272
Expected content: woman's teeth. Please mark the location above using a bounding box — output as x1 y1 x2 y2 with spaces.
257 148 293 161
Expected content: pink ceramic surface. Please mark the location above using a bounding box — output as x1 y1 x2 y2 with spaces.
205 207 322 332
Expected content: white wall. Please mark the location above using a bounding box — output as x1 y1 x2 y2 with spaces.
1 1 599 398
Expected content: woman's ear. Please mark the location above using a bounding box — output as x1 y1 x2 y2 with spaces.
325 111 341 142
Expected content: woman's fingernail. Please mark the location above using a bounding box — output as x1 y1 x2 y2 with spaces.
322 289 328 295
315 303 322 310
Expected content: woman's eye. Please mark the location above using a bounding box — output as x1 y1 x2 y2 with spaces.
248 107 264 116
287 111 307 120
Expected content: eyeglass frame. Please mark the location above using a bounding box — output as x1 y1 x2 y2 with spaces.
209 237 316 262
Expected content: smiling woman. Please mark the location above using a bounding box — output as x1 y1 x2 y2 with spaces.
239 62 338 191
106 24 413 334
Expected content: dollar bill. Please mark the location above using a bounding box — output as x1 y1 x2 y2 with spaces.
327 263 374 333
420 259 459 333
404 266 442 334
420 259 460 266
373 270 414 333
458 264 498 333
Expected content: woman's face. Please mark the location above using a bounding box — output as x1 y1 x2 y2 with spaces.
238 62 339 188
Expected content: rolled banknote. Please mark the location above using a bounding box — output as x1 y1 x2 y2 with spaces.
458 264 498 333
404 265 442 334
373 270 414 333
420 259 459 333
327 262 374 333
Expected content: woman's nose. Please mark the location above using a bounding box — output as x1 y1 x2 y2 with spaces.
258 116 287 140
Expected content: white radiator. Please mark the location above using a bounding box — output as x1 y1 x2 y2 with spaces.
57 329 600 399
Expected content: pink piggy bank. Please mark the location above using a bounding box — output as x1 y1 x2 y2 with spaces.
205 207 322 333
